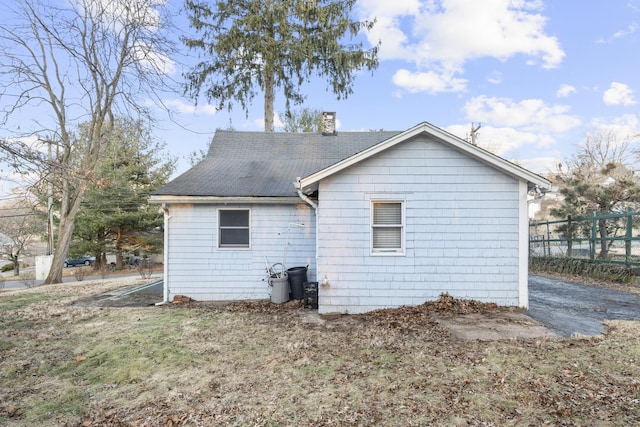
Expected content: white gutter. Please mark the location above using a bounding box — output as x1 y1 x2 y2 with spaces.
150 195 301 205
161 203 171 304
295 180 319 286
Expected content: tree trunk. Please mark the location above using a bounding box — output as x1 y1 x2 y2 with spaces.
114 226 125 269
264 64 275 132
45 216 75 283
598 217 608 258
44 188 85 284
11 253 19 276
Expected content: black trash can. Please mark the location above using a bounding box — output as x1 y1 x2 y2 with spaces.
287 266 308 300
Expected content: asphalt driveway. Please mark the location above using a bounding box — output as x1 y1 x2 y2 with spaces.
527 274 640 337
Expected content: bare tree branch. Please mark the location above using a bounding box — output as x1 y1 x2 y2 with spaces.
0 0 177 283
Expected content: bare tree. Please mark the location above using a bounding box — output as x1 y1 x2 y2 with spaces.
0 197 44 276
552 129 640 257
281 108 324 133
0 0 175 283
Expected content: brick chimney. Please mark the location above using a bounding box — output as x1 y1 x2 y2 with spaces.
322 112 337 136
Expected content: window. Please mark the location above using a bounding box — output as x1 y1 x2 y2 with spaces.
371 201 404 254
219 209 250 248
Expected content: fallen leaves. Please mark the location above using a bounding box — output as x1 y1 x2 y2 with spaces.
223 299 304 313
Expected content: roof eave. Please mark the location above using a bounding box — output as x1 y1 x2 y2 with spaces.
149 195 303 205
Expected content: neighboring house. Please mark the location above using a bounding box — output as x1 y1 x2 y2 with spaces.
150 119 550 314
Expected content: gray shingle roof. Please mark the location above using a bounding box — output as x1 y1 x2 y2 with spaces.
153 130 401 197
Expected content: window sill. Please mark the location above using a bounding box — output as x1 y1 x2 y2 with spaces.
371 251 405 257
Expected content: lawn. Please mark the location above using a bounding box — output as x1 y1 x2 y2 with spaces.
1 278 639 426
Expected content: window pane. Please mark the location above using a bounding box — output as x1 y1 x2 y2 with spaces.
373 228 401 249
219 210 250 247
220 210 249 227
372 201 403 253
373 202 401 225
220 229 250 246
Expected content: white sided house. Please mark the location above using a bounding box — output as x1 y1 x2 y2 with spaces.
150 120 550 314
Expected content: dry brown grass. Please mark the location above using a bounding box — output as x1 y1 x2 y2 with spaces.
1 278 639 426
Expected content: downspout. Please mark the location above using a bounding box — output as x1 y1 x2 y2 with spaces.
295 179 318 285
296 188 318 210
518 181 528 309
160 203 171 304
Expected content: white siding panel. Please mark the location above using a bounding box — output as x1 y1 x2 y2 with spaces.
165 203 315 301
316 135 523 314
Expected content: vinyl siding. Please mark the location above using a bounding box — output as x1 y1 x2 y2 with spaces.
164 203 315 301
316 134 522 314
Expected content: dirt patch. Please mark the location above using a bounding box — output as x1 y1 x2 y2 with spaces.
432 312 557 340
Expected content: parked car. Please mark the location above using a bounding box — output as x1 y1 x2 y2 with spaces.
125 255 149 266
64 256 95 267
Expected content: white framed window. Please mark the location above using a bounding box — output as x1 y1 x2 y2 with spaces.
371 200 404 255
218 209 250 248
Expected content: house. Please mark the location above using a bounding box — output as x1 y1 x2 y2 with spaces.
150 118 550 314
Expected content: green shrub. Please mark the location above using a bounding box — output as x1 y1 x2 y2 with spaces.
530 257 635 282
1 263 14 272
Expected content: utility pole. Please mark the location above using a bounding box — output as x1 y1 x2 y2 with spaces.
470 123 481 146
46 140 54 255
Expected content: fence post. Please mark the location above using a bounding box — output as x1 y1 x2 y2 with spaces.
545 221 551 257
626 209 633 268
567 215 573 258
590 212 597 262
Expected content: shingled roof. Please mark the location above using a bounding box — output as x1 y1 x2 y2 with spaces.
153 130 402 198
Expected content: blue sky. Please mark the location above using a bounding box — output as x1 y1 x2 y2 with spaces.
2 0 639 191
154 0 639 179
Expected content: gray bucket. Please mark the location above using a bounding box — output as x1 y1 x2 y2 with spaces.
269 272 289 304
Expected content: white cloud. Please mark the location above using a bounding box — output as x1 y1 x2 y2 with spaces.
603 82 637 106
79 1 174 74
487 71 503 85
255 113 285 131
3 135 48 154
519 156 562 175
596 22 639 43
591 114 640 141
463 96 581 133
447 123 541 155
356 0 422 61
158 99 218 115
556 84 576 98
134 43 176 74
85 0 166 30
391 68 467 93
613 22 639 38
358 0 565 93
446 95 582 158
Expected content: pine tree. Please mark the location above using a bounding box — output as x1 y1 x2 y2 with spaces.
183 0 379 132
72 119 175 269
